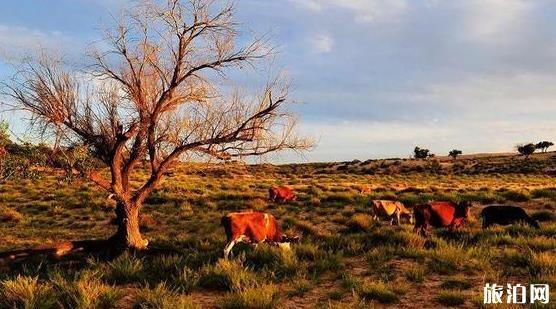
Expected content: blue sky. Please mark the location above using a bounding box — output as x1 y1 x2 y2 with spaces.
1 0 556 163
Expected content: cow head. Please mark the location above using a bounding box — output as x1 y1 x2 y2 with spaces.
401 212 414 224
281 234 300 243
457 200 473 219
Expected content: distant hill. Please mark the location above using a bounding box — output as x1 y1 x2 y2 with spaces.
254 151 556 175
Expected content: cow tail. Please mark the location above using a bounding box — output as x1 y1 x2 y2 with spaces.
221 215 231 228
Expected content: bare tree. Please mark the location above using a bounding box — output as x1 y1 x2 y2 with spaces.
1 0 311 249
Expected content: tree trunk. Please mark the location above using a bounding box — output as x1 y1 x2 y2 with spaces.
111 201 148 249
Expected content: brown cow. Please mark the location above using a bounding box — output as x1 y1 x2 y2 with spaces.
269 186 296 203
370 200 413 225
221 212 298 259
413 201 473 236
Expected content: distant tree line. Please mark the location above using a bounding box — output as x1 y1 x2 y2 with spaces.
0 122 99 181
516 141 553 158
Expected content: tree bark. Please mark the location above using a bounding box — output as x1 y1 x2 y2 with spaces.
111 201 148 249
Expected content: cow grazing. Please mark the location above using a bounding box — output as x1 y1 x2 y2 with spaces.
359 186 372 195
481 205 540 229
370 200 413 225
269 186 296 203
221 212 298 259
413 201 473 236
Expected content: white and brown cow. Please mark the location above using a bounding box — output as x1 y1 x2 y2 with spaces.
221 211 298 259
370 200 413 225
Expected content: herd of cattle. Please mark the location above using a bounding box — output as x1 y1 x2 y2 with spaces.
221 186 541 258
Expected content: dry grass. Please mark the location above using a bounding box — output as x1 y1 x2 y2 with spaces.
1 155 556 307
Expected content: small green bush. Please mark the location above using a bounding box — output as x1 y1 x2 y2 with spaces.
103 252 144 284
0 275 56 309
440 277 473 290
199 259 257 291
357 281 399 304
436 291 465 307
132 283 198 309
220 283 279 309
405 266 426 283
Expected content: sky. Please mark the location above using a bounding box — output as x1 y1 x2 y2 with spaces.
1 0 556 163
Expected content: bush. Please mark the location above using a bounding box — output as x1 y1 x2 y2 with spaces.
357 281 399 304
199 259 257 291
405 266 426 283
50 271 122 309
436 291 465 307
440 277 472 290
101 253 145 284
0 275 56 309
220 283 279 309
0 206 24 223
531 188 556 200
133 283 198 309
531 210 556 222
170 267 199 293
498 189 530 202
346 214 373 232
428 244 483 275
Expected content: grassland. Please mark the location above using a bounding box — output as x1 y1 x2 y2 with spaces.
1 153 556 308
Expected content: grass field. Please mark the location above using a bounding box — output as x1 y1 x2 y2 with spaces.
1 153 556 308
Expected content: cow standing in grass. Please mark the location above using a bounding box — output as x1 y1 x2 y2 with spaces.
413 201 473 236
269 186 296 203
370 200 413 225
221 212 298 259
481 205 540 229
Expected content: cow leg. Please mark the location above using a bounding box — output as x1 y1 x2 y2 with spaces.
223 241 236 259
396 210 401 226
224 235 248 259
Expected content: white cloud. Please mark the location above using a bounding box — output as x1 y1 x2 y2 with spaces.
287 0 323 12
0 25 75 62
310 33 334 54
461 0 532 44
332 0 408 23
289 0 408 23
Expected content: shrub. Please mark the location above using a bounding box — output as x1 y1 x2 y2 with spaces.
449 149 462 160
199 259 257 291
428 244 482 275
531 210 556 222
357 281 399 304
530 252 556 276
170 267 199 293
0 275 56 309
517 143 536 157
103 252 144 284
346 214 373 232
288 278 311 297
50 271 122 309
436 291 465 307
309 251 343 276
132 283 198 309
220 283 279 309
245 245 302 279
531 188 556 200
440 277 473 290
295 243 323 261
405 266 426 283
414 147 431 160
498 190 530 202
0 206 24 223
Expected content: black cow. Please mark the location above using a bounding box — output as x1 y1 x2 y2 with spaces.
481 205 540 229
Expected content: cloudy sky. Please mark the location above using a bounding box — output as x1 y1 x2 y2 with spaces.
1 0 556 163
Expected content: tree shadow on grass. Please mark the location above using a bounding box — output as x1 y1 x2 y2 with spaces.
0 239 183 278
